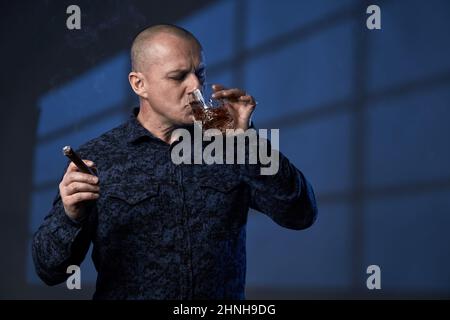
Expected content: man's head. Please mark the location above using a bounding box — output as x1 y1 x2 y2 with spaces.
128 24 205 127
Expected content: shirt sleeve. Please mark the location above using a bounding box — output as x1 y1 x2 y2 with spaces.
239 135 318 230
31 191 94 285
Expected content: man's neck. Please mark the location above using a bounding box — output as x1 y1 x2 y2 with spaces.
136 104 179 145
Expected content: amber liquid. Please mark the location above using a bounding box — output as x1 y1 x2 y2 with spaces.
191 103 235 133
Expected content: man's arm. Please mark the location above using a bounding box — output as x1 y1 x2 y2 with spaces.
240 138 318 230
32 158 98 285
32 192 94 285
211 85 317 229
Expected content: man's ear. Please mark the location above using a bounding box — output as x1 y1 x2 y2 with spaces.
128 72 148 98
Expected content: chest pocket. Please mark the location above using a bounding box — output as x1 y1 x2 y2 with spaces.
200 178 241 194
100 183 162 236
198 178 247 237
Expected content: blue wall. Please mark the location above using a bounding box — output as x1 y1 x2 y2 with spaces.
28 0 450 298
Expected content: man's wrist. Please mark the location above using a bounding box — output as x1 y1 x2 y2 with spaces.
235 118 254 131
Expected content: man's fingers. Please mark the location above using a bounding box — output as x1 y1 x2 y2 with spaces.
64 192 100 206
211 84 226 92
212 88 246 99
238 94 257 106
62 171 99 186
211 85 256 105
63 182 100 196
67 159 95 173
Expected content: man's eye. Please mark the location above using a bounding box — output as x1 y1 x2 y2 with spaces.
171 73 187 81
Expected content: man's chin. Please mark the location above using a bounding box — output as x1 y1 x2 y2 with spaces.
182 114 196 125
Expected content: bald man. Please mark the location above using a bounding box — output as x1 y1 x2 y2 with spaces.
32 24 317 299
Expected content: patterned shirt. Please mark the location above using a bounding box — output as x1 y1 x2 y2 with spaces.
32 108 318 299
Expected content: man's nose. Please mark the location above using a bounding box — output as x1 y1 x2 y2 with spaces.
187 73 202 93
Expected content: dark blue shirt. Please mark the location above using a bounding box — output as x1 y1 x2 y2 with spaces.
32 108 318 299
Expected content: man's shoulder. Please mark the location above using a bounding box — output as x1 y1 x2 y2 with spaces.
76 121 129 158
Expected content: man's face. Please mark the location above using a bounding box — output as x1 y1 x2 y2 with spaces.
140 34 205 126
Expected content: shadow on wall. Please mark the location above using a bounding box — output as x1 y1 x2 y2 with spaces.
21 0 450 299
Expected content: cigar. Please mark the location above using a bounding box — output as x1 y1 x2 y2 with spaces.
62 146 97 176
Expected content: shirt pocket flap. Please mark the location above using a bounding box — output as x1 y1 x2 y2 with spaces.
106 183 159 205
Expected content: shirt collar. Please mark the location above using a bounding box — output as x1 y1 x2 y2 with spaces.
126 107 160 144
126 107 196 145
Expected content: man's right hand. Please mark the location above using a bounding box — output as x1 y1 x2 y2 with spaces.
59 160 99 221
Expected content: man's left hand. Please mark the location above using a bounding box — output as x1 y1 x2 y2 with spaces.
212 84 257 131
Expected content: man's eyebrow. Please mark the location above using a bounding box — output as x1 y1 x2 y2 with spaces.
167 68 190 75
167 65 205 75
